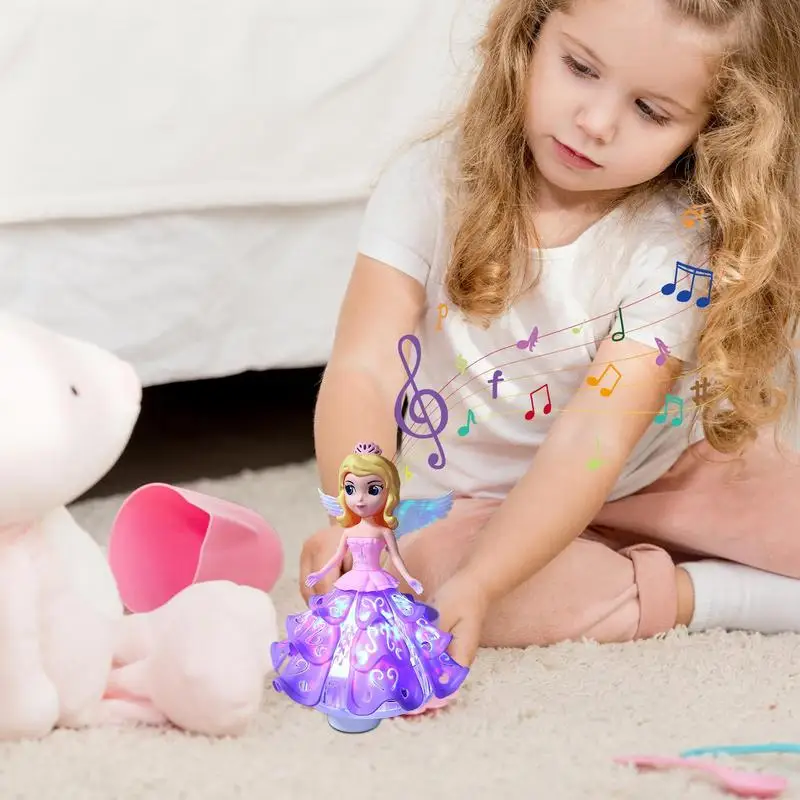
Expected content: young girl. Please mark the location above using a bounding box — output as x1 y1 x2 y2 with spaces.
302 0 800 669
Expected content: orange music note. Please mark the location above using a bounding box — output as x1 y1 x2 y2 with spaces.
586 363 622 397
458 409 477 437
681 206 705 228
524 383 552 420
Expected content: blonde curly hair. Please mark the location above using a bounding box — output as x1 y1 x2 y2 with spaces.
432 0 800 454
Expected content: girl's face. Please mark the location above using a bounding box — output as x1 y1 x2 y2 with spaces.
526 0 726 204
343 472 386 518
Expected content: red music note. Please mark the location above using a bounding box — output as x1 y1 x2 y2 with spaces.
525 383 552 420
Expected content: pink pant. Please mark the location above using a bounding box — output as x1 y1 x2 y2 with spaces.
390 430 800 647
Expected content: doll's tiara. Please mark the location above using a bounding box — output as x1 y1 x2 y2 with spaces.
354 442 382 455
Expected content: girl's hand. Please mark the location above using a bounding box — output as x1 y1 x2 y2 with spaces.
430 571 490 667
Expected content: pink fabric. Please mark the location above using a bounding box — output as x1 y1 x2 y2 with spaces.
108 483 283 613
332 538 399 591
390 429 800 647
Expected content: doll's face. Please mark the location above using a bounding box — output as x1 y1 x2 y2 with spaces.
343 473 386 518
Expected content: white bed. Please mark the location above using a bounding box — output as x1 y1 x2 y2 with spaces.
0 0 491 386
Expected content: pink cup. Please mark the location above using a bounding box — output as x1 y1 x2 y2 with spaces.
108 483 283 613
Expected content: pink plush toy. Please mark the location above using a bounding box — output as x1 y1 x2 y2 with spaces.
0 313 280 739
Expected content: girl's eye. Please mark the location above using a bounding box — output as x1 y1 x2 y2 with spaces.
562 54 595 79
368 485 383 496
636 100 670 127
562 53 671 127
345 485 355 495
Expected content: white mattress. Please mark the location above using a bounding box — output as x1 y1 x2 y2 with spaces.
0 204 363 386
0 0 494 385
0 0 490 224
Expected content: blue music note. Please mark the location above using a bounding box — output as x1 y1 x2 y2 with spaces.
661 261 713 308
394 334 449 470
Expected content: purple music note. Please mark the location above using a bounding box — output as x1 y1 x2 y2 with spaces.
394 334 448 469
516 325 539 351
654 337 671 366
661 261 713 308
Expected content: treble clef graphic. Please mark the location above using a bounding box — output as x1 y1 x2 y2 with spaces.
394 334 448 469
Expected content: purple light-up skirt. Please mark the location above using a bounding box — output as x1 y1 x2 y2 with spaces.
271 587 469 722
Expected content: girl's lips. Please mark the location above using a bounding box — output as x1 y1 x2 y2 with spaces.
553 138 601 169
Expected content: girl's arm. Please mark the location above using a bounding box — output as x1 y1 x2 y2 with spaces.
314 254 426 499
382 530 423 593
459 335 684 603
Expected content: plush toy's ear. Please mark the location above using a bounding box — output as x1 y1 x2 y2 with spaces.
0 313 142 524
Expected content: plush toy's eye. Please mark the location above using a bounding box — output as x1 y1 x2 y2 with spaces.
70 385 79 397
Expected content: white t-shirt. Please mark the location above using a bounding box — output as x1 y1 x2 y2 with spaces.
357 138 709 502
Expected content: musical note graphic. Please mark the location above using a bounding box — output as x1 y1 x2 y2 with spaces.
611 307 625 342
654 337 671 366
456 354 468 374
436 303 449 331
524 383 552 421
681 205 705 228
586 363 622 397
458 409 477 437
572 326 583 334
488 369 504 399
661 261 713 309
586 437 603 471
394 334 449 470
690 377 711 405
516 325 539 351
403 466 413 481
654 393 684 427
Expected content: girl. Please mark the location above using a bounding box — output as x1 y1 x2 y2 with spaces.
272 442 468 732
302 0 800 669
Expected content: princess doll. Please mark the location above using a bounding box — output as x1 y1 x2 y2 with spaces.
270 442 469 733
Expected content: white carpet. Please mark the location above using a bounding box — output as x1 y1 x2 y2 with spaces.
4 459 800 800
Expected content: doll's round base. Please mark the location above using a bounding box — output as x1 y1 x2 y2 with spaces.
327 714 381 734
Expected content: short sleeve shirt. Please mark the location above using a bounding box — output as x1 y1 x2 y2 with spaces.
357 138 709 501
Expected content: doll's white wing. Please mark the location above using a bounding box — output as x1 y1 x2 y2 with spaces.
394 491 455 540
317 489 343 518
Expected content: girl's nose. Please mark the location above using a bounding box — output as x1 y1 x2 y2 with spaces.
576 100 617 143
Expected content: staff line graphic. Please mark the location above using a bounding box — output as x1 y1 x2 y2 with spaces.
399 369 724 463
418 270 696 401
398 329 699 462
394 267 714 468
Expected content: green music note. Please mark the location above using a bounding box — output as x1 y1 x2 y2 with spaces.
654 393 684 427
458 409 477 437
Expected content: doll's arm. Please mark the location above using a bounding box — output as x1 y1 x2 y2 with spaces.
306 532 349 586
457 336 684 604
382 530 423 594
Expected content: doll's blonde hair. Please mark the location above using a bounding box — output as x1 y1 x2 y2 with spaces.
430 0 800 454
335 453 401 529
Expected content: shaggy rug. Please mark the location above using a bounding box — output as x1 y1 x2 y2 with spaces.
3 459 800 800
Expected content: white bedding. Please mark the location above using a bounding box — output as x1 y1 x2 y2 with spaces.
0 204 364 386
0 0 490 224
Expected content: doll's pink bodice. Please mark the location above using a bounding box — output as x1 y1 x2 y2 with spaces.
332 537 399 592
